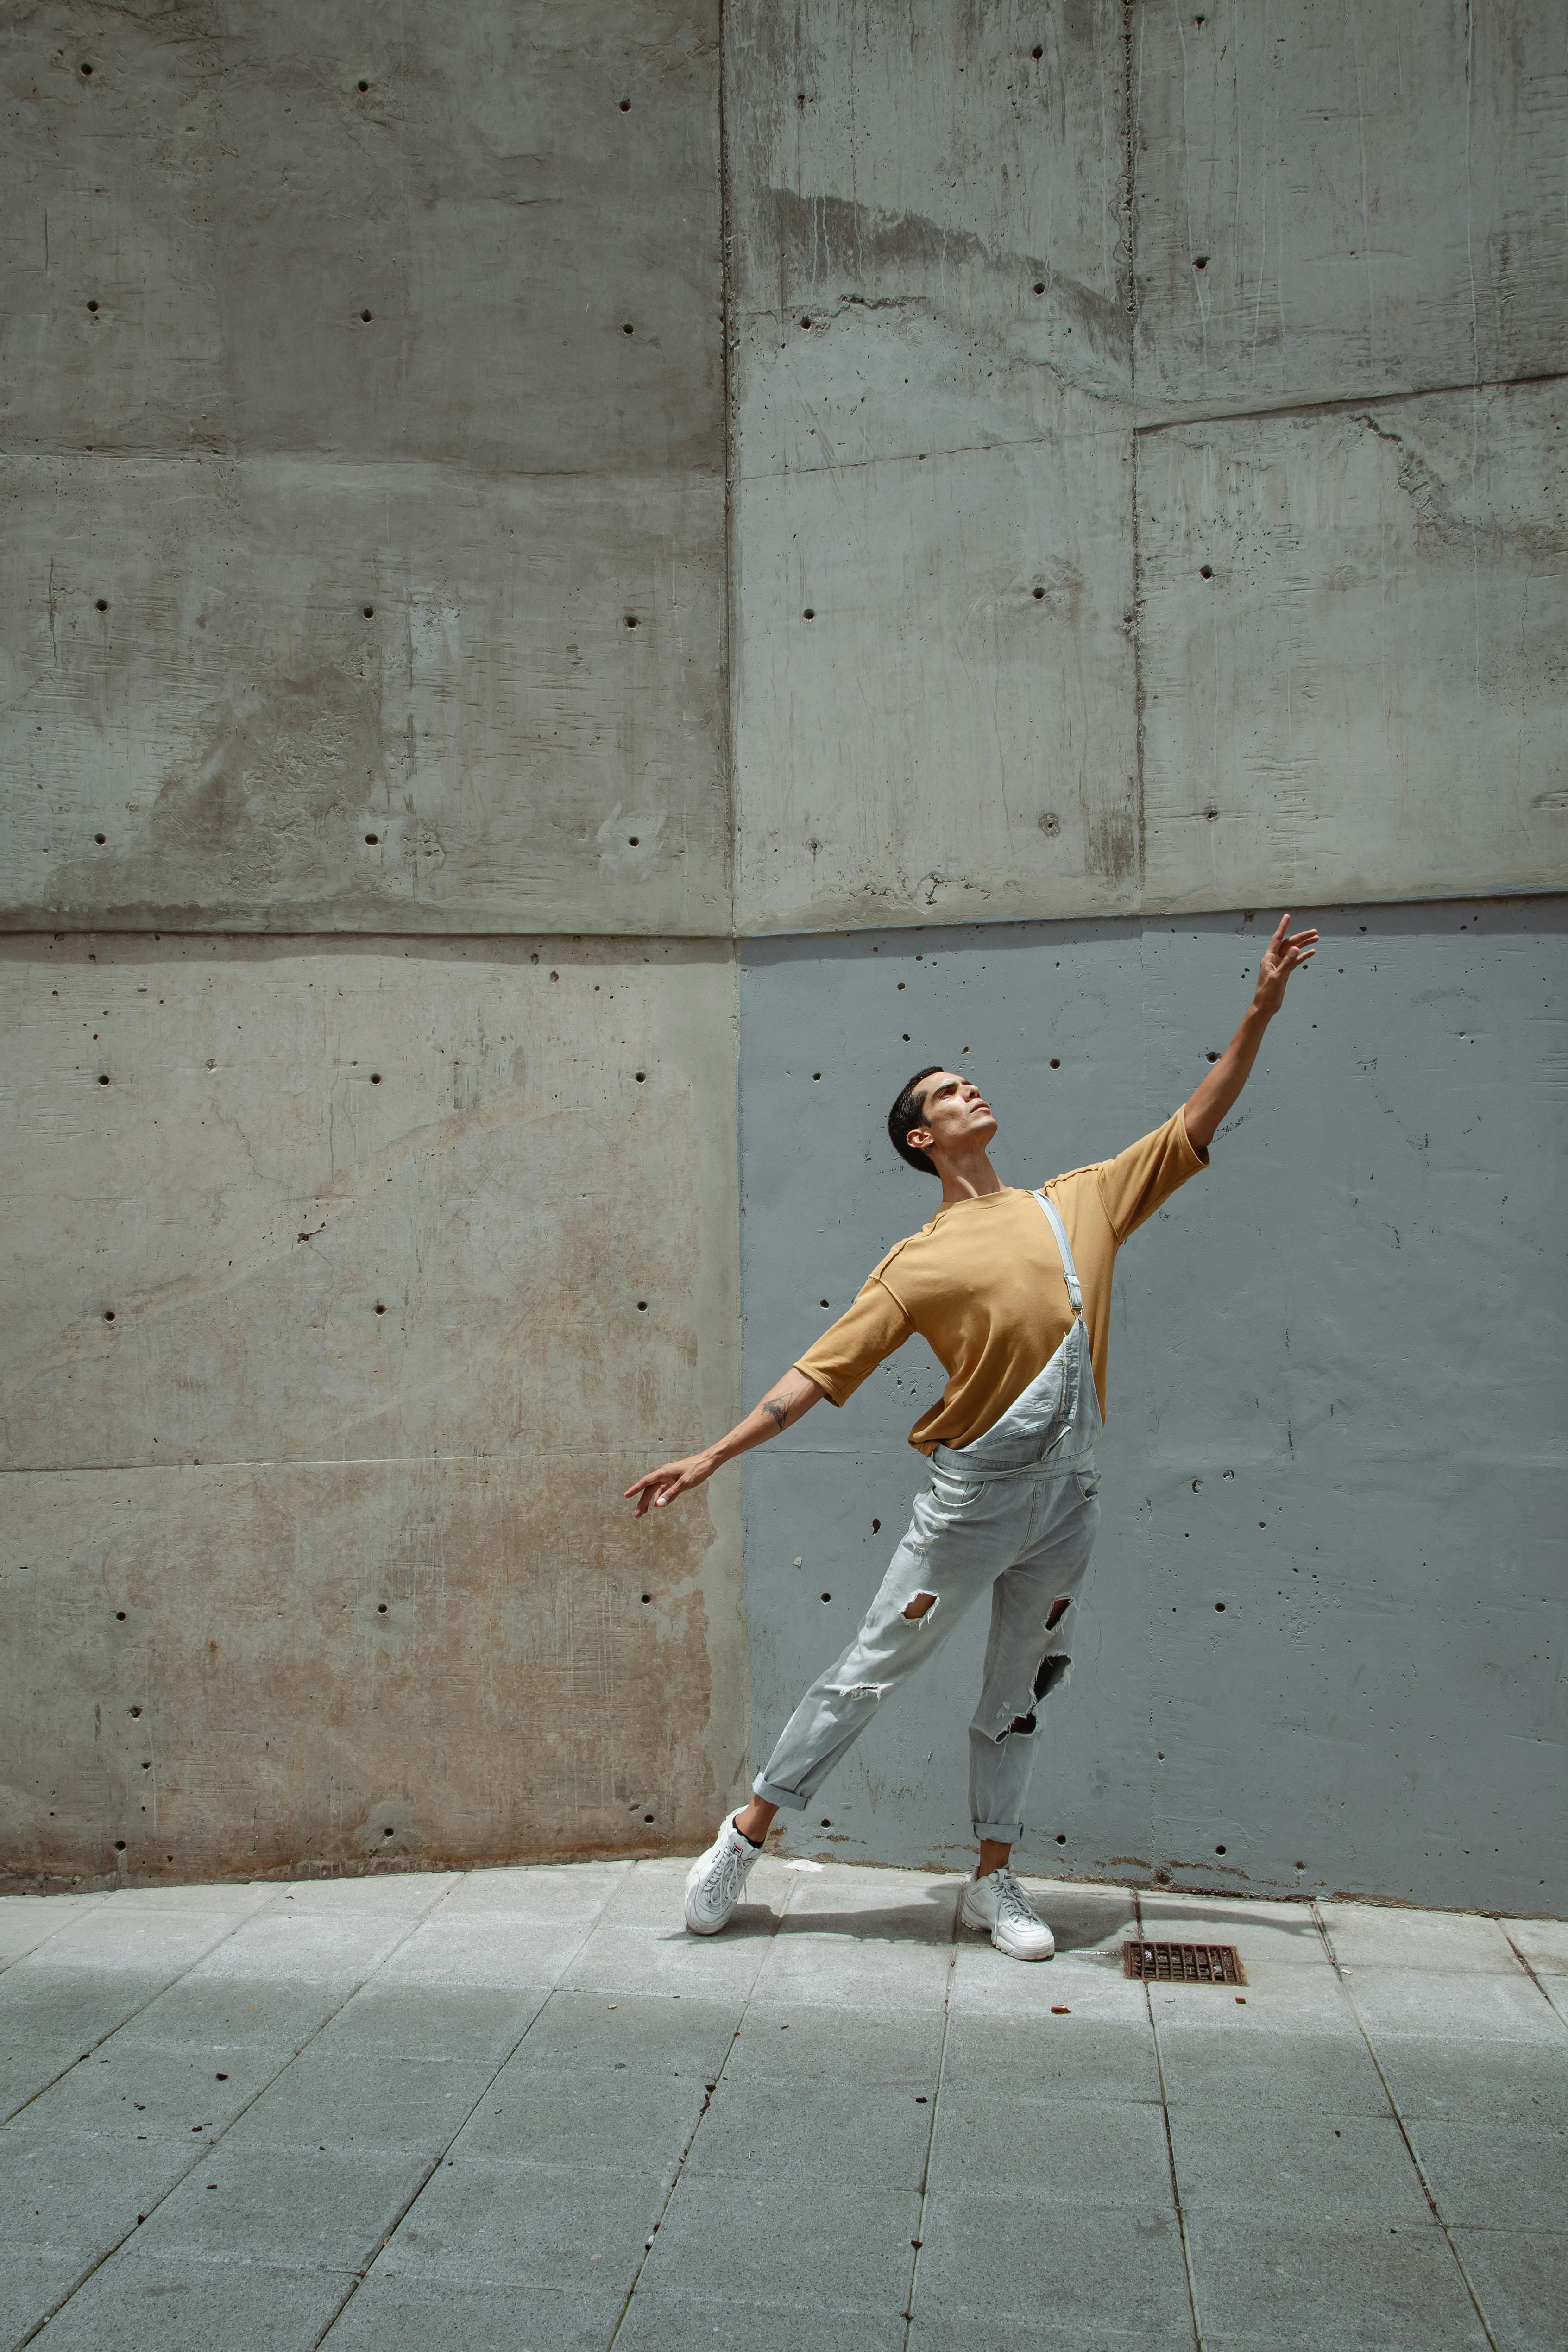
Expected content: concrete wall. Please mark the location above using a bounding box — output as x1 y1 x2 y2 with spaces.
740 902 1567 1914
727 0 1567 932
1 933 742 1883
0 0 727 933
3 1 1565 1907
0 1 744 1891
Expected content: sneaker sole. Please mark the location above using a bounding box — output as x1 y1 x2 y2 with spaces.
959 1894 1054 1961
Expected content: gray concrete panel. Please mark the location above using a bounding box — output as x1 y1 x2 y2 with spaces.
738 900 1566 1912
727 0 1131 466
727 0 1139 939
1132 0 1568 417
0 936 743 1888
0 1 720 472
1139 382 1568 912
0 457 726 933
733 426 1139 934
1 1450 736 1889
0 935 734 1469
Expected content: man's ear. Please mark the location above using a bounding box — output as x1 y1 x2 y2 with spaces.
906 1126 933 1155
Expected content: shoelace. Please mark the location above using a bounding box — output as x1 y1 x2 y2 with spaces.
990 1867 1039 1927
704 1833 748 1910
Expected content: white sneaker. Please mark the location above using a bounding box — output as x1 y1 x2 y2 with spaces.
683 1815 763 1936
960 1866 1056 1961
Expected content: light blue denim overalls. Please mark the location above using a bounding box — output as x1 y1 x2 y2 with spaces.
754 1192 1103 1842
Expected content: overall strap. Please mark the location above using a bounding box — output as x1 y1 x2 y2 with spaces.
1031 1190 1082 1317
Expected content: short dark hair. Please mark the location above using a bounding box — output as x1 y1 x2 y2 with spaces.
888 1065 945 1175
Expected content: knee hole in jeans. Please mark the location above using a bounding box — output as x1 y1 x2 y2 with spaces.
903 1591 938 1621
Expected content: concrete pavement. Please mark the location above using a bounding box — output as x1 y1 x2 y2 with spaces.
2 1860 1564 2350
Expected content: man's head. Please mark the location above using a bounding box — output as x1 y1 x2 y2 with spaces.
887 1065 998 1176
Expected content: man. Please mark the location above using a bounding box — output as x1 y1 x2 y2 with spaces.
627 915 1317 1958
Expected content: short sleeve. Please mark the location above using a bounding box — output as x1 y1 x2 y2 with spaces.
793 1275 914 1407
1095 1107 1209 1242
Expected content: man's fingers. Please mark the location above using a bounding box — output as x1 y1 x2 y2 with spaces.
1272 912 1291 942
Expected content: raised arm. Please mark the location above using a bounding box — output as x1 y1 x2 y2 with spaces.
1182 913 1318 1153
624 1368 825 1518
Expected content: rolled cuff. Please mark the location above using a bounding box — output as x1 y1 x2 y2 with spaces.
971 1818 1025 1843
752 1775 808 1812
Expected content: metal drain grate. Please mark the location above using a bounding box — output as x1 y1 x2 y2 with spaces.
1123 1940 1245 1985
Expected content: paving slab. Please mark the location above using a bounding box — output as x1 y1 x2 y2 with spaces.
374 1917 592 1989
0 2243 94 2348
1406 2116 1568 2230
1147 1958 1363 2038
423 1864 629 1921
377 2154 668 2293
0 2034 92 2126
639 2172 920 2311
775 1870 960 1944
1500 1917 1568 1976
1168 2104 1432 2223
15 2042 279 2141
1321 1906 1524 1974
908 2316 1195 2352
224 2054 493 2154
7 1908 251 1977
323 2272 625 2352
915 2191 1193 2332
1450 2228 1568 2352
504 1990 742 2078
948 1942 1148 2023
599 1868 788 1930
723 1999 945 2087
0 2123 195 2254
36 2249 354 2352
943 2011 1163 2106
751 1923 954 2013
1137 1896 1330 1968
250 1876 460 1917
1373 2033 1568 2130
114 1977 349 2053
928 2091 1174 2208
560 1921 777 2002
1345 1969 1568 2046
685 2073 932 2189
131 2142 431 2272
1155 2022 1394 2118
456 2065 708 2172
313 1982 549 2063
619 2292 907 2351
185 1912 419 1986
0 1895 108 1963
0 1965 181 2051
1184 2213 1489 2351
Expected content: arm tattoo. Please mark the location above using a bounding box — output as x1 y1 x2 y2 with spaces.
762 1395 789 1432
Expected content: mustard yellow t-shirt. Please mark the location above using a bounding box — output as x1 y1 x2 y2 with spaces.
793 1109 1209 1452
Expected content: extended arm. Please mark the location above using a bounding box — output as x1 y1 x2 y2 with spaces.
624 1368 825 1517
1182 913 1318 1153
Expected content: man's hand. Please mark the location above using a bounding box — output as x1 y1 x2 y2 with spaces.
625 1370 825 1516
1183 912 1318 1153
1253 912 1318 1014
624 1453 715 1518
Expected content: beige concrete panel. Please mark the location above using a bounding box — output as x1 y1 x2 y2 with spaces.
1138 380 1568 911
1132 0 1568 417
0 0 721 474
0 1448 741 1886
0 454 727 933
0 934 738 1475
727 0 1129 475
733 422 1138 935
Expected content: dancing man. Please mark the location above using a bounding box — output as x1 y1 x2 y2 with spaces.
627 916 1317 1958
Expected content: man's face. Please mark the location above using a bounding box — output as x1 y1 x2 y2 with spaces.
907 1070 998 1163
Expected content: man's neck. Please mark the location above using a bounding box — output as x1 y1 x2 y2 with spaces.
935 1150 1005 1204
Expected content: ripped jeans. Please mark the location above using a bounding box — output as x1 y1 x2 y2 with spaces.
754 1326 1102 1841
